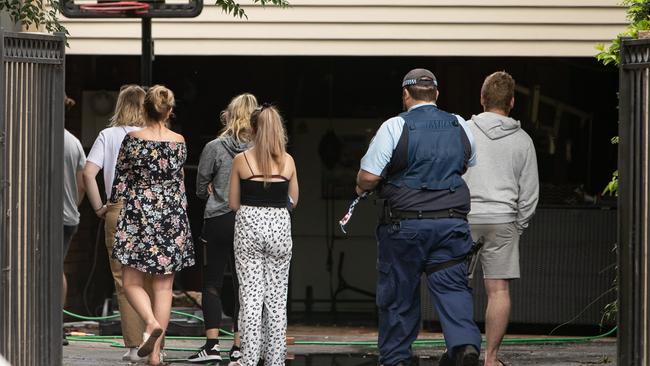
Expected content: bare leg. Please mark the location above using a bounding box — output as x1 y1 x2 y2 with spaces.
149 273 174 365
234 332 241 347
122 267 161 334
62 274 67 306
484 279 511 366
206 328 219 339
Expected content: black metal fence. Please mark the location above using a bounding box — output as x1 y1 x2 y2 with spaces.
618 37 650 366
0 31 66 365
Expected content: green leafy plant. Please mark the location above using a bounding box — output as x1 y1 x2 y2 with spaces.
216 0 289 18
0 0 67 34
596 0 650 66
0 0 289 36
596 0 650 197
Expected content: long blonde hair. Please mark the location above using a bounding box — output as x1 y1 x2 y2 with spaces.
220 93 258 142
109 85 145 127
250 105 287 183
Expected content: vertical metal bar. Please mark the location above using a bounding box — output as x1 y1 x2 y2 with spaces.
33 61 42 366
38 61 45 366
633 68 642 366
11 59 18 366
50 35 65 365
27 61 35 366
640 66 649 365
618 38 633 366
141 18 153 86
639 67 650 364
19 57 27 366
0 29 5 358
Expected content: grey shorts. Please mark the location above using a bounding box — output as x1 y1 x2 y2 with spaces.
470 222 520 280
63 225 78 265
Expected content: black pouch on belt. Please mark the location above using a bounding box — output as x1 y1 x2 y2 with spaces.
374 198 390 224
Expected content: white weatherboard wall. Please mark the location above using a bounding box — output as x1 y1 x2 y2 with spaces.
62 0 626 57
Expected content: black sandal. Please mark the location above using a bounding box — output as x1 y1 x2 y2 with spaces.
137 328 163 357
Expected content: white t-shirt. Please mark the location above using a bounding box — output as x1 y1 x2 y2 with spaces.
86 126 141 199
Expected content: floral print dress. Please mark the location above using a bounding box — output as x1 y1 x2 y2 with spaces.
111 135 195 274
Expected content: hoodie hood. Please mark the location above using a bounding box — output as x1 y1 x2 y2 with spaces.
220 135 251 158
471 112 521 140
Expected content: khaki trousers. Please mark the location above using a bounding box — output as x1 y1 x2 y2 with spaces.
105 201 154 348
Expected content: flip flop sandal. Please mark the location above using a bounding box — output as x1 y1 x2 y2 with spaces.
137 328 163 357
497 360 507 366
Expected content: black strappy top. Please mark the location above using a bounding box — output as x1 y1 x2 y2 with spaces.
240 152 290 208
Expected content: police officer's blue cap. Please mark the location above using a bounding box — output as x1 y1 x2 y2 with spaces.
402 68 438 88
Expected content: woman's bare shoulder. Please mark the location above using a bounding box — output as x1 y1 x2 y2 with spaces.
127 129 145 138
284 153 295 165
167 131 185 143
232 152 246 165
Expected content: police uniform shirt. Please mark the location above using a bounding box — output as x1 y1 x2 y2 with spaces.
360 102 477 213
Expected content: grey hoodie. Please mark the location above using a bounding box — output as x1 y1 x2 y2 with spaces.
463 112 539 232
196 135 251 218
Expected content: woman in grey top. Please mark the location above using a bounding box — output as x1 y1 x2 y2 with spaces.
188 93 257 364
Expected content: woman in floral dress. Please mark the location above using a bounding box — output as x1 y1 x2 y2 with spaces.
111 85 195 365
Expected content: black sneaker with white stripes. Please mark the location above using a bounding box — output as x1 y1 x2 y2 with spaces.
187 343 223 363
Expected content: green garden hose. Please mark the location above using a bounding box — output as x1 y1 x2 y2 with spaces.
64 308 617 351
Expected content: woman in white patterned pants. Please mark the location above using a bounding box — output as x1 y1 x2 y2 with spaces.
228 104 299 366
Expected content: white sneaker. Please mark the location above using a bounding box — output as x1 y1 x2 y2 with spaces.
228 346 243 366
122 347 144 362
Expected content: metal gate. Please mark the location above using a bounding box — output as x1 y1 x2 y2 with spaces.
619 36 650 366
0 31 66 365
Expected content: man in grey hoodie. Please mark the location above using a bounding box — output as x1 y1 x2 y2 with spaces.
463 71 539 366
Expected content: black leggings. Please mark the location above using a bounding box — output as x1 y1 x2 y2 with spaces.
201 212 240 332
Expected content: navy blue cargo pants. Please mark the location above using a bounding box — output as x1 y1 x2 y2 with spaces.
376 218 481 365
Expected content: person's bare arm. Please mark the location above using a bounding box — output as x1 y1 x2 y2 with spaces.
355 169 382 196
83 162 107 218
228 154 242 212
76 170 86 205
287 155 299 208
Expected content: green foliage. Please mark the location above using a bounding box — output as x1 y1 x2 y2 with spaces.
0 0 67 35
0 0 289 36
597 1 649 196
601 288 619 325
602 171 619 196
596 0 650 66
627 0 650 23
216 0 289 18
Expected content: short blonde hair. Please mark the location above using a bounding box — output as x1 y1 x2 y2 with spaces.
220 93 258 142
109 85 145 127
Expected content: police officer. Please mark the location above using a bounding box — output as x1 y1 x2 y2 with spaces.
355 69 481 366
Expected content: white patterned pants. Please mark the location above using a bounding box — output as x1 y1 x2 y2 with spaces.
234 205 293 366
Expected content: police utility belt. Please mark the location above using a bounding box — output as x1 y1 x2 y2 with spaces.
377 199 481 276
378 199 467 225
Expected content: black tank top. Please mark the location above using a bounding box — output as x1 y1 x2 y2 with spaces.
240 152 290 208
